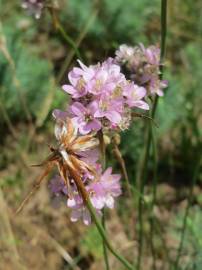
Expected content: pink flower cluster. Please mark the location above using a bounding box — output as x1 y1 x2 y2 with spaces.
22 0 44 19
51 171 120 225
67 167 121 225
49 43 167 224
62 58 149 134
115 44 168 96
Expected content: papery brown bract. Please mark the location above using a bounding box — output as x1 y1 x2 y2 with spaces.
16 117 99 214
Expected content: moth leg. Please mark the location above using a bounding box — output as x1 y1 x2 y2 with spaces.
31 151 59 167
15 163 54 215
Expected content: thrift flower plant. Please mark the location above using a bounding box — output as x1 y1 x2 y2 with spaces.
48 46 167 224
16 44 167 227
18 2 169 268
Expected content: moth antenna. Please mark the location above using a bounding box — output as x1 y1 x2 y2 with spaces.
132 112 159 128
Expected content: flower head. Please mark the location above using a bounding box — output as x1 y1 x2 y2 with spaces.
123 83 149 110
115 43 168 96
61 58 149 134
115 44 135 64
89 167 122 209
65 167 121 225
22 0 44 19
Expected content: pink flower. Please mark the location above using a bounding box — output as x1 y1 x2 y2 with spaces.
22 0 44 19
52 109 69 121
49 175 66 195
115 44 135 64
89 167 122 209
79 149 100 167
66 167 121 225
140 43 160 66
70 101 101 134
86 59 124 96
62 60 96 98
67 194 102 225
123 83 149 110
115 43 168 97
148 78 168 96
67 195 92 225
93 95 123 124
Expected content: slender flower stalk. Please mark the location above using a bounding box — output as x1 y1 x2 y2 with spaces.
152 0 167 117
56 6 98 84
87 199 134 270
149 127 158 270
56 22 82 61
98 131 110 270
136 1 167 269
136 123 151 270
102 208 110 270
49 8 82 60
149 2 168 268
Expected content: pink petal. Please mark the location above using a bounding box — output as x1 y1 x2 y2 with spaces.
52 109 69 120
157 89 164 96
132 101 149 110
96 70 108 83
105 195 114 209
94 110 104 118
70 102 86 116
83 209 91 225
67 198 76 208
85 120 101 131
105 111 122 124
88 101 99 114
70 210 81 222
62 84 77 95
133 86 147 99
102 167 112 179
91 196 105 209
77 60 88 71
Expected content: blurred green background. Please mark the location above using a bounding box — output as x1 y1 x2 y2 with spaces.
0 1 202 269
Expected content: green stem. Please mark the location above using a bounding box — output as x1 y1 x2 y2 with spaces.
98 131 110 270
49 8 82 60
102 208 110 270
136 1 167 269
56 7 98 83
136 123 152 270
173 157 201 269
149 127 158 270
56 23 82 60
152 0 167 118
86 199 134 270
160 0 167 65
69 164 133 270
